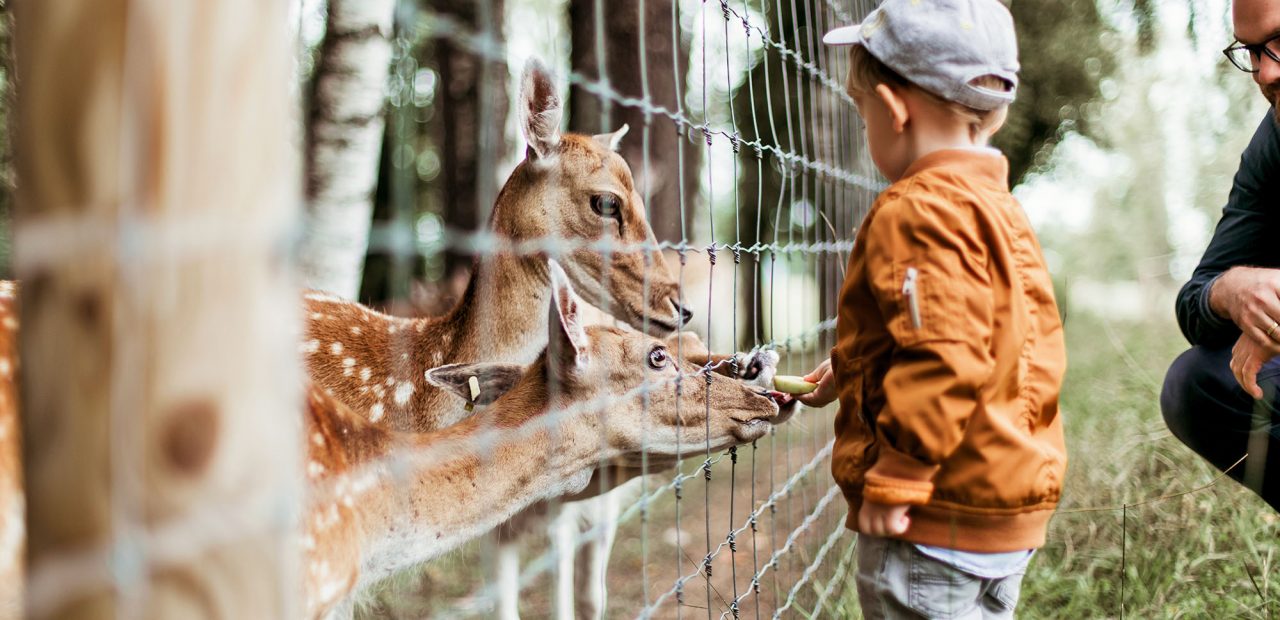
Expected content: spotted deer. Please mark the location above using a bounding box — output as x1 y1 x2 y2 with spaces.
302 262 787 618
299 58 774 618
301 57 727 434
0 267 784 619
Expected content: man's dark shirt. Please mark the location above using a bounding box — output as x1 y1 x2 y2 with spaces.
1176 109 1280 347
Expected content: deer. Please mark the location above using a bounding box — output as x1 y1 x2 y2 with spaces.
0 267 787 619
299 58 778 618
302 262 789 618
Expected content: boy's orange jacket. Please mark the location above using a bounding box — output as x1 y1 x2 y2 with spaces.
830 149 1067 553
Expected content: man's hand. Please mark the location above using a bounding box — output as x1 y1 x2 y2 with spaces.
1210 266 1280 347
1231 332 1280 399
858 500 911 537
795 358 838 408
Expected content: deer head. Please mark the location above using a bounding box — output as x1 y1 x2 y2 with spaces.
429 261 781 459
496 59 689 336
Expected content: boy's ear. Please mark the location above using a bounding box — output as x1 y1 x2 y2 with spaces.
874 84 909 134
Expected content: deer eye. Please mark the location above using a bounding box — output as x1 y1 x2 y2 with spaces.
590 194 622 219
646 346 669 370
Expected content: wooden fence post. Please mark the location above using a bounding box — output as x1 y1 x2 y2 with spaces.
13 1 302 618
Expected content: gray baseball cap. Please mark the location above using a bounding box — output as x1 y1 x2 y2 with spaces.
823 0 1019 111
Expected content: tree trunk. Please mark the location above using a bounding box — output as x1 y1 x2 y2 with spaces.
567 0 698 245
360 0 508 306
300 0 396 299
14 0 302 617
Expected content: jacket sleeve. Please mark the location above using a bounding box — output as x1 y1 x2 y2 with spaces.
1176 110 1280 348
860 192 996 506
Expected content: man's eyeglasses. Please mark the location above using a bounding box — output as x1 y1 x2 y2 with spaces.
1224 34 1280 73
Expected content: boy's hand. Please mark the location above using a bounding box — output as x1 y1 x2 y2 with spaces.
794 358 837 407
858 501 911 537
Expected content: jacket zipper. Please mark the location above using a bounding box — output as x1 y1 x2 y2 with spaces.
902 267 922 329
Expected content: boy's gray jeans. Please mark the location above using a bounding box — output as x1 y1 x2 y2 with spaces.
855 535 1023 619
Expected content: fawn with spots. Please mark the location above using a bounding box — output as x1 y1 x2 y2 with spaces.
300 58 777 619
0 267 785 619
302 262 788 617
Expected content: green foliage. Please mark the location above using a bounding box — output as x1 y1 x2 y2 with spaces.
994 0 1116 185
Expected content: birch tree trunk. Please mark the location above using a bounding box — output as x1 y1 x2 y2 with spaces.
14 1 302 618
299 0 396 299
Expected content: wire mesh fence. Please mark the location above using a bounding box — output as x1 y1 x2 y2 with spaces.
346 0 881 617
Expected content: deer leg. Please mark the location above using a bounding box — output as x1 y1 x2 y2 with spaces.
496 540 521 620
573 491 621 620
552 503 579 620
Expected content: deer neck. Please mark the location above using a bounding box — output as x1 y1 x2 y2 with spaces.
349 371 604 588
448 253 550 367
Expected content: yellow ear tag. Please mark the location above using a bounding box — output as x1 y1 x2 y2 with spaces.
468 376 481 401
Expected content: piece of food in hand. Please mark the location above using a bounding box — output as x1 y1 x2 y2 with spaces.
773 375 818 395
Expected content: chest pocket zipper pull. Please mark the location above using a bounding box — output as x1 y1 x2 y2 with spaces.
903 267 922 329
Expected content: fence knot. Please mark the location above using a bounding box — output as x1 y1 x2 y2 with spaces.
702 458 713 481
728 531 737 552
750 514 758 532
752 577 761 593
706 243 718 265
703 553 713 578
731 601 740 619
702 125 713 146
729 445 738 464
729 131 741 154
674 478 683 500
752 142 763 160
731 243 742 264
676 582 684 605
720 0 730 22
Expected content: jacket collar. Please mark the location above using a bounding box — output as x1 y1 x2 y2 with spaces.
899 148 1011 192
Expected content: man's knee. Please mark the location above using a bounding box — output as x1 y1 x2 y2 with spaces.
1161 346 1230 441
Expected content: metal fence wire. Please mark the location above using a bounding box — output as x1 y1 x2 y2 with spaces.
369 0 884 617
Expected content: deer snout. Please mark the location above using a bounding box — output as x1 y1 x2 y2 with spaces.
669 298 693 327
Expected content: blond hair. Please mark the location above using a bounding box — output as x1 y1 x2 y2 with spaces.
845 45 1011 138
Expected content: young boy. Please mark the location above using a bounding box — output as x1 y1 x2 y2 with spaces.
796 0 1067 617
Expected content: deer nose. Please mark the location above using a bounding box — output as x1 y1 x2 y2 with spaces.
670 299 693 326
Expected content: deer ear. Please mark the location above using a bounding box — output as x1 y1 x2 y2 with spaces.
546 259 589 376
425 363 525 405
592 124 629 152
519 58 562 160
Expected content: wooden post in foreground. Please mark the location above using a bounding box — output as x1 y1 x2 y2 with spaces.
13 1 302 618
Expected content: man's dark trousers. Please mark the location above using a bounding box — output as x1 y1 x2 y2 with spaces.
1162 346 1280 510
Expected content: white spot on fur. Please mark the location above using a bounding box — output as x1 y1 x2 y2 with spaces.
388 324 399 335
360 367 372 383
372 385 385 398
385 377 396 386
350 326 362 335
416 322 425 333
393 382 414 406
309 312 324 320
2 317 17 330
0 496 24 574
305 292 343 304
311 432 325 446
369 403 385 422
330 342 344 355
400 353 409 361
343 358 355 368
301 339 320 354
307 460 325 478
0 359 11 378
